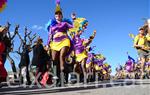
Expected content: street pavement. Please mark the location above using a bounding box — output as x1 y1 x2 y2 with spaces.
0 79 150 95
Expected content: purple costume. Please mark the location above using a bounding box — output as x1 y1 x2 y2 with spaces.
47 21 73 44
73 34 86 54
125 60 133 72
146 62 150 66
86 53 94 64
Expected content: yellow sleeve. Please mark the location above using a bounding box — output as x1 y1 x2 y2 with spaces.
134 35 139 45
146 35 150 41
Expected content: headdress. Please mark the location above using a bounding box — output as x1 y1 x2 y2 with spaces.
0 26 7 33
55 0 62 14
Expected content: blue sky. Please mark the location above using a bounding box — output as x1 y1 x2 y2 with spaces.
0 0 149 75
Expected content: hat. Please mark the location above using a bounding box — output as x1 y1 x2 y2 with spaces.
138 27 144 31
0 26 7 33
55 0 62 14
37 37 43 43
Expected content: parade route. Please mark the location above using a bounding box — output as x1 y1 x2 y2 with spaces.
0 79 150 95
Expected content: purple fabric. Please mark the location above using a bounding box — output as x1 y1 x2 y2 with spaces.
53 35 67 42
103 67 108 71
98 62 103 66
146 62 150 66
126 60 132 66
125 60 133 72
47 22 73 45
98 60 104 66
73 35 85 54
86 53 93 64
51 22 73 34
86 53 94 64
56 0 60 4
88 53 94 58
86 59 91 64
126 66 132 72
93 57 105 67
75 46 84 54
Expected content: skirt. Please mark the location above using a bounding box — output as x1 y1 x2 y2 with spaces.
50 38 71 51
94 65 103 71
86 62 92 69
75 50 87 62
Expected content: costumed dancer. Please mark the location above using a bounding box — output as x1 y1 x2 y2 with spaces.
86 52 94 73
93 54 106 80
145 61 150 79
115 64 126 79
102 63 111 80
134 58 143 79
85 46 96 82
69 13 96 82
85 46 96 71
0 26 8 84
46 0 73 86
93 54 105 71
125 53 135 78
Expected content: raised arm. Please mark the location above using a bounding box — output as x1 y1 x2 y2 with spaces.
84 30 96 47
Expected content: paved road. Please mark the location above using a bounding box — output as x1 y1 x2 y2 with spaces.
0 79 150 95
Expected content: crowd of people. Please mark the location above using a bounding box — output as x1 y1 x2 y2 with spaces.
0 0 112 87
1 0 150 88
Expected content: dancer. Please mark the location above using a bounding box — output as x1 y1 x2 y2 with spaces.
69 12 96 82
46 0 73 86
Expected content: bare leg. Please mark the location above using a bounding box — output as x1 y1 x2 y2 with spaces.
51 50 59 62
81 58 87 74
80 58 87 83
59 46 69 72
51 50 59 78
141 57 145 79
74 62 82 74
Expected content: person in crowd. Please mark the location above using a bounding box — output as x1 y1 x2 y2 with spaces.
134 27 149 79
0 26 8 85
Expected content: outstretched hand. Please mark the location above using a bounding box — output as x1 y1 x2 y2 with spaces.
93 30 96 36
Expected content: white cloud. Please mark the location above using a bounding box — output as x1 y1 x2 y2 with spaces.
32 25 44 30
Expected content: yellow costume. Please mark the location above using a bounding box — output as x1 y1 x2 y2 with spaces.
86 62 92 69
134 34 147 46
75 50 87 62
50 38 70 51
